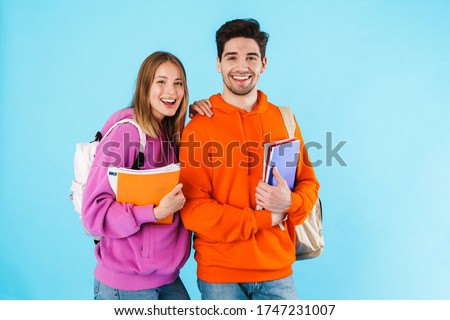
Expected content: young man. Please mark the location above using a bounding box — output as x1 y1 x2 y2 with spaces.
180 19 319 300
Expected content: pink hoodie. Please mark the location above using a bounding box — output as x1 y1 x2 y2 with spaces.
82 108 191 290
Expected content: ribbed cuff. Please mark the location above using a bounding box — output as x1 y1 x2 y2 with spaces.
254 209 273 230
133 204 157 225
286 192 302 215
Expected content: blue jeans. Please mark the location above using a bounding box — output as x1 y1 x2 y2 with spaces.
94 277 190 300
197 275 298 300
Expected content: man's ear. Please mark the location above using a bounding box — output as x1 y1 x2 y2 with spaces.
261 56 268 74
216 56 222 73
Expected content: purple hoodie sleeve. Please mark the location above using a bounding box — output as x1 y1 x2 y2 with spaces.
81 123 157 239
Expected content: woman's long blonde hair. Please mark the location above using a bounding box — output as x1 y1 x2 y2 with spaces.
132 51 188 146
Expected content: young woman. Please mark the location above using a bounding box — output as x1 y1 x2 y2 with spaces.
82 51 191 300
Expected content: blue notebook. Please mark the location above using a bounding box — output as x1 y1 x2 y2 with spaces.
265 139 300 190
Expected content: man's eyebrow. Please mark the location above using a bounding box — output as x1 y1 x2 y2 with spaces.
223 52 261 58
223 52 237 57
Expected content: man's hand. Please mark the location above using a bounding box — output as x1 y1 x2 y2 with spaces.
189 99 213 119
271 211 287 227
255 166 292 213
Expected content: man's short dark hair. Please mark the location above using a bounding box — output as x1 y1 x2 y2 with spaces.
216 18 269 61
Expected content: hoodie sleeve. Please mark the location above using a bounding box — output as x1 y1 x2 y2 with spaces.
179 124 273 243
81 123 157 239
285 117 320 226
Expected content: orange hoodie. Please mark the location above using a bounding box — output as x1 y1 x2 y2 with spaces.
180 91 319 283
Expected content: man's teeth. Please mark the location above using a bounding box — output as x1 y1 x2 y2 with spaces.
232 75 250 80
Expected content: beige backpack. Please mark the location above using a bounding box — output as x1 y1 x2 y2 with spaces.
278 106 324 260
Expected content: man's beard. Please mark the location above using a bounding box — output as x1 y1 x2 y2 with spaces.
222 74 257 96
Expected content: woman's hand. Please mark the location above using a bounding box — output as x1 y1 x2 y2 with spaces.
189 99 213 119
154 183 185 220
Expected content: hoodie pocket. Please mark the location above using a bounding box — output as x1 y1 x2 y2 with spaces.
279 221 294 251
142 226 151 258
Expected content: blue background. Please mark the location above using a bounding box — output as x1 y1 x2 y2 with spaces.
1 0 449 299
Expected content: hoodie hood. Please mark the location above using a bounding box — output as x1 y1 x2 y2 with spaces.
100 107 134 136
99 107 177 166
208 91 269 173
209 90 268 116
209 90 268 144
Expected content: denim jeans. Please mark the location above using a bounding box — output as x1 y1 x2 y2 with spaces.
197 275 298 300
94 276 190 300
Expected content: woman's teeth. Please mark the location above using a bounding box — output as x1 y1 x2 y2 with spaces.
161 99 176 104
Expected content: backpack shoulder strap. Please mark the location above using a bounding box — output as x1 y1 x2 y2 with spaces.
103 118 146 153
278 106 296 138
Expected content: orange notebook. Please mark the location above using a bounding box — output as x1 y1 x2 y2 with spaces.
107 163 180 224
